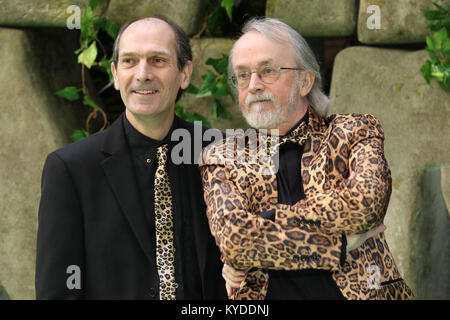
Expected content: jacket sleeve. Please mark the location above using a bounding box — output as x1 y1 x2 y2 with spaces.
200 163 344 271
277 114 391 235
35 152 85 299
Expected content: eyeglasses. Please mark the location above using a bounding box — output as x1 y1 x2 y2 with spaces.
230 65 301 89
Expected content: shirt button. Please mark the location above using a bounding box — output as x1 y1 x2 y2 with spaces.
146 158 152 164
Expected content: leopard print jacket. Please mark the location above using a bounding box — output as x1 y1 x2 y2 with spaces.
199 108 414 300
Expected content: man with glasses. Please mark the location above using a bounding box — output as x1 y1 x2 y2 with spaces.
199 18 413 300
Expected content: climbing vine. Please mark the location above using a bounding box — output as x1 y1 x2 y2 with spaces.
55 0 117 141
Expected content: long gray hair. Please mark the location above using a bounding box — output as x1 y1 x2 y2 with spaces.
228 18 329 117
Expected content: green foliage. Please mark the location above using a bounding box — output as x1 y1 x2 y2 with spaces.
56 0 118 141
423 3 450 32
83 95 99 109
421 3 450 91
204 0 236 36
70 129 90 142
220 0 235 20
98 57 114 82
175 102 211 127
188 54 232 120
77 41 98 69
55 86 81 101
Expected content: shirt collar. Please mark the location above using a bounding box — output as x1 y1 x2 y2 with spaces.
281 110 309 138
123 114 178 150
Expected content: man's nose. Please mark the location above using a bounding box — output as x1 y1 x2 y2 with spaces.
248 72 264 93
136 60 153 82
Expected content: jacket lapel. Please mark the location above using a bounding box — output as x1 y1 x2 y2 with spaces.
301 107 328 188
100 114 155 263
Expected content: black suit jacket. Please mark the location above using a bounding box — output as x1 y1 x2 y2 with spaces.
36 114 226 299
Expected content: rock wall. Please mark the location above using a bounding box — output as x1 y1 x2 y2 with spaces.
0 27 83 299
358 0 450 44
0 0 204 35
266 0 356 37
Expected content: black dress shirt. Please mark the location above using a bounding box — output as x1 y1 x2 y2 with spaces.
123 115 224 299
264 113 345 300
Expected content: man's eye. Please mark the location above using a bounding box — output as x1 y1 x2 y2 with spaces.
122 58 134 64
262 67 275 75
152 57 166 64
238 72 250 80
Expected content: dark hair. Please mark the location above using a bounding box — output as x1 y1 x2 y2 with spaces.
112 15 192 101
112 14 192 71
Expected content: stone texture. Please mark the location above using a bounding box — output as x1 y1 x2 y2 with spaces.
266 0 356 37
178 38 249 132
414 166 450 299
0 27 83 299
0 0 99 28
329 46 450 297
106 0 205 35
442 165 450 219
0 0 205 35
358 0 450 44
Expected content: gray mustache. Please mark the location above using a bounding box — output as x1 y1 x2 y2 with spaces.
245 93 277 109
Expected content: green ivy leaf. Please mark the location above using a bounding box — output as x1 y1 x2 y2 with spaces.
206 54 228 74
221 0 235 21
99 58 114 82
185 83 199 94
215 99 231 119
55 86 81 101
78 41 98 69
426 34 435 51
92 16 105 32
421 60 432 83
433 27 448 49
103 19 119 39
80 6 95 42
196 70 217 98
175 103 211 127
207 6 223 34
213 80 229 98
71 129 89 142
82 95 99 109
423 2 450 32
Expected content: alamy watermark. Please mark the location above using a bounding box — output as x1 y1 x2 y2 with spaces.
66 5 81 30
171 121 282 173
66 265 81 290
366 5 381 30
367 265 381 290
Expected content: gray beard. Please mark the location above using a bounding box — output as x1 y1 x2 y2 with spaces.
242 84 299 129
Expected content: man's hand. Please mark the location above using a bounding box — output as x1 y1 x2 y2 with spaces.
222 264 249 297
346 223 386 252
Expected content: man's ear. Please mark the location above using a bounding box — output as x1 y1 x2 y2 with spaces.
180 61 193 90
111 62 120 90
299 71 315 97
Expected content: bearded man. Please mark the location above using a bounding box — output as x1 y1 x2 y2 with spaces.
199 18 414 300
